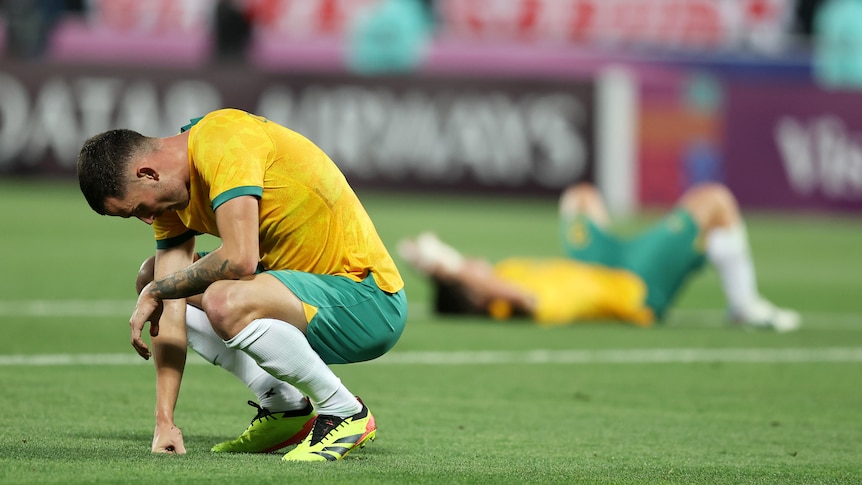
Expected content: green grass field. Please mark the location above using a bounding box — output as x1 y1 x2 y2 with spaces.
1 179 861 484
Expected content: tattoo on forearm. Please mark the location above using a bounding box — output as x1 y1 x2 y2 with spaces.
152 254 235 299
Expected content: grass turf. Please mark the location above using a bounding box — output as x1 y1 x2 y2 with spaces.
1 179 861 484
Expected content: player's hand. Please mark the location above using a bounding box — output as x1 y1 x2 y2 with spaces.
130 282 163 360
152 423 186 454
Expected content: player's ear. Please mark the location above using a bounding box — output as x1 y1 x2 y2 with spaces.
137 167 159 180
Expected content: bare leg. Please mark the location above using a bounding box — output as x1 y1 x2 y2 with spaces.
559 183 612 227
135 256 306 410
676 183 741 236
675 183 800 332
204 276 362 417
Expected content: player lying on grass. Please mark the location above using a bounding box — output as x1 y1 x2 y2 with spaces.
77 108 406 461
399 182 800 331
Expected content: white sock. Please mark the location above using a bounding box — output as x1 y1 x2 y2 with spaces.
185 306 305 411
224 318 362 418
705 224 759 314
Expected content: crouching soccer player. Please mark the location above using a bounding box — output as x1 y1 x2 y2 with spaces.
77 108 407 461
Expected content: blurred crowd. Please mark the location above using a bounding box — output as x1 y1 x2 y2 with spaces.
0 0 860 86
0 0 433 64
0 0 83 59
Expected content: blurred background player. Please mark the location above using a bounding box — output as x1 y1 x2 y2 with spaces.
399 182 801 332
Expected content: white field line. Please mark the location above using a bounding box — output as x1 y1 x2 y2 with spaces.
372 347 862 365
2 347 862 367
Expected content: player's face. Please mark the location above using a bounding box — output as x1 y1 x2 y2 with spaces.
103 180 188 225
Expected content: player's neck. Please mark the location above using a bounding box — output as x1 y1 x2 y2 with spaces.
158 132 191 185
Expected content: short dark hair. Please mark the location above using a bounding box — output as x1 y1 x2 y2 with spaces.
432 277 482 315
77 129 153 214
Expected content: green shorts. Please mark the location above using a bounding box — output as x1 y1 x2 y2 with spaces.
266 270 407 365
560 209 706 319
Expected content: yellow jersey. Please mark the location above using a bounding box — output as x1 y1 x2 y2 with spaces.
492 258 653 327
152 108 403 294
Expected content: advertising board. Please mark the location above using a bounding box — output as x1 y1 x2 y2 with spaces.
0 62 596 195
724 82 862 211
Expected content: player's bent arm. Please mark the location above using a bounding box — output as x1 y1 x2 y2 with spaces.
145 196 261 302
210 195 262 276
151 240 194 437
458 270 538 316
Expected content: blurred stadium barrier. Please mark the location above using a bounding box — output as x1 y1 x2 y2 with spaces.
0 63 598 197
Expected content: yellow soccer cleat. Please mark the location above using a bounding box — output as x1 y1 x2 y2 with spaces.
211 399 316 453
281 402 376 462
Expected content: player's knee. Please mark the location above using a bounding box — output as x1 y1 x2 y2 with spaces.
559 182 610 225
561 182 598 202
560 183 593 213
201 281 252 339
682 183 735 210
136 256 156 295
680 183 739 228
711 184 736 206
201 281 234 337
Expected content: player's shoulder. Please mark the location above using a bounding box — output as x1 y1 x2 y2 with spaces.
200 108 256 126
189 109 265 141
